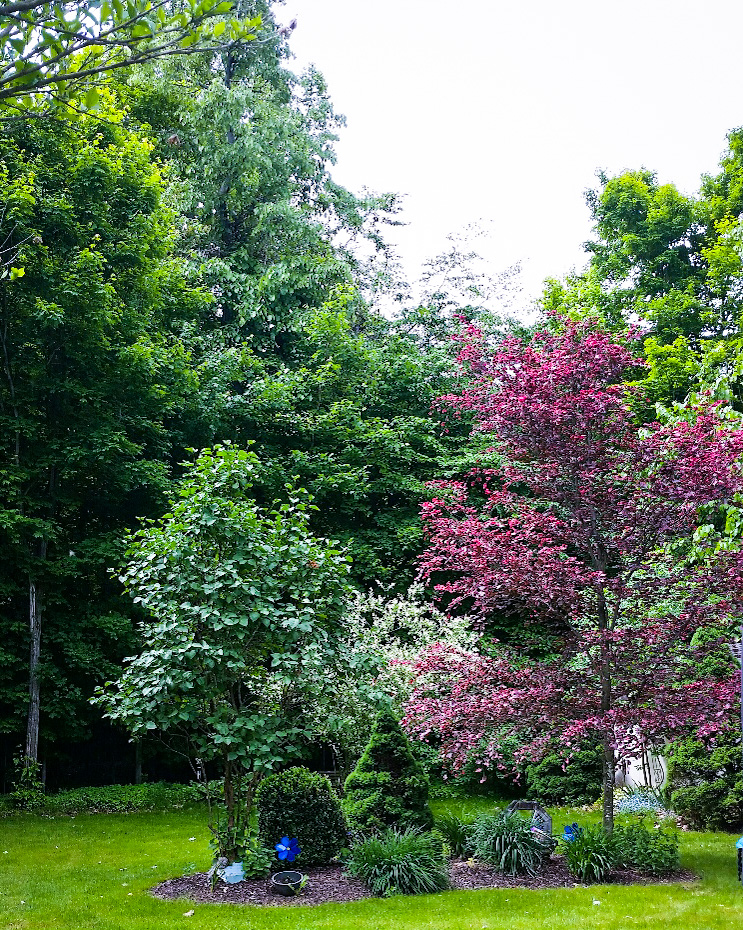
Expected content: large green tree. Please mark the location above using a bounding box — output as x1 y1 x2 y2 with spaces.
96 445 352 860
0 96 204 771
544 130 743 412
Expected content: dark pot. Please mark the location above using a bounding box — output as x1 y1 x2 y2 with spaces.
270 870 306 896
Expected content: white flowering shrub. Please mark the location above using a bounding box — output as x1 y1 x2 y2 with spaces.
304 584 479 770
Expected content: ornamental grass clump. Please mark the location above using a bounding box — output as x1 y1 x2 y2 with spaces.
345 828 449 896
433 813 475 858
470 811 550 876
560 824 617 883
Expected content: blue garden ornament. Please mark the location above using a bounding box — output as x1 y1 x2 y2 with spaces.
563 823 583 843
275 836 301 862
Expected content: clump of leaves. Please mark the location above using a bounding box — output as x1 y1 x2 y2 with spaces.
614 822 679 875
470 811 549 876
560 824 617 883
433 813 475 858
345 828 449 896
10 754 44 811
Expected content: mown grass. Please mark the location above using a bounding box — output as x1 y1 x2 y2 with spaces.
0 800 741 929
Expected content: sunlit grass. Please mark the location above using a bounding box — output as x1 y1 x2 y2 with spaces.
0 801 741 929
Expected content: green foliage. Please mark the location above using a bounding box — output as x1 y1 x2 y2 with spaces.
613 823 680 875
8 754 44 811
525 744 602 806
0 102 206 757
344 709 433 834
432 813 475 858
256 767 348 867
3 781 203 815
560 824 617 883
0 0 261 113
344 828 449 897
668 729 743 830
469 811 550 876
94 444 352 858
209 823 272 880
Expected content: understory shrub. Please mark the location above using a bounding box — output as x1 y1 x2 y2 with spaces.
560 824 617 883
526 744 602 805
613 822 679 874
433 813 475 858
256 767 347 867
668 730 743 830
470 811 550 876
344 709 433 833
345 828 449 896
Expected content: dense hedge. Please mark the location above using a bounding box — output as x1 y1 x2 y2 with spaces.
256 767 347 867
1 781 203 815
344 709 433 833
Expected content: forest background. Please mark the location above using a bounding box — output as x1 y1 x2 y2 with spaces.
2 0 743 797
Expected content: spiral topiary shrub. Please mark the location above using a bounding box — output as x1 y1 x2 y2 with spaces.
255 767 348 866
344 709 433 834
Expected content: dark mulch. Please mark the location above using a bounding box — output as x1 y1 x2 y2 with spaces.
152 858 697 907
152 865 372 907
449 857 697 891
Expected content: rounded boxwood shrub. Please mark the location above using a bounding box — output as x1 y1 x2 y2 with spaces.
525 743 602 806
256 767 348 867
344 709 433 834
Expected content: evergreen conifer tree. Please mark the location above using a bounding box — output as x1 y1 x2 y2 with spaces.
344 709 432 833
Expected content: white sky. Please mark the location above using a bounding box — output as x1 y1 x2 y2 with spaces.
278 0 743 311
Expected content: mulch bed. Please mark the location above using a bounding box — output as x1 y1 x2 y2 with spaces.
151 858 697 907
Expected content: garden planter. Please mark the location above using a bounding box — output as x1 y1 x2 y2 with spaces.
221 862 245 884
270 870 306 896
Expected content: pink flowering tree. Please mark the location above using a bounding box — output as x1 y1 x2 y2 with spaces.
403 318 743 830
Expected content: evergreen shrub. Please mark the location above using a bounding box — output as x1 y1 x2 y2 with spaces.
668 730 743 830
344 709 433 834
525 744 602 805
256 767 347 867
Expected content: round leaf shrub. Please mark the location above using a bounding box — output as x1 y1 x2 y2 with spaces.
344 709 433 834
525 744 602 805
256 767 347 867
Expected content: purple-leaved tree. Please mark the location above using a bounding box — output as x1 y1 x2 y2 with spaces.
404 317 743 830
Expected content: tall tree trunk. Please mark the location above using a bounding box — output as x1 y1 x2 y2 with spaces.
134 741 142 785
597 584 614 832
24 540 46 763
601 735 615 833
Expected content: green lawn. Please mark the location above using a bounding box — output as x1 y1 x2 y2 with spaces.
1 801 741 930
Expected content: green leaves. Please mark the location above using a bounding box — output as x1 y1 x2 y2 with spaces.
95 444 351 779
0 1 262 114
